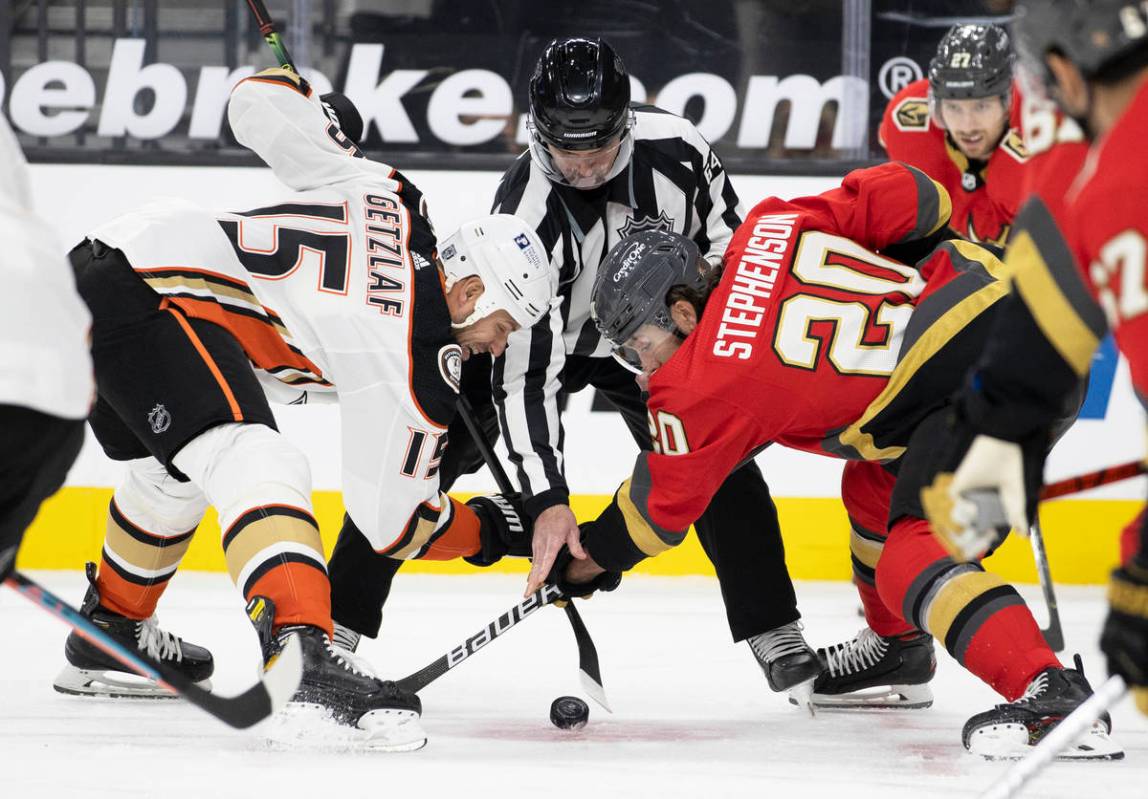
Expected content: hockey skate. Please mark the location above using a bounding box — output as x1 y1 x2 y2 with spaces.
53 563 214 698
792 627 935 710
747 620 822 711
963 656 1123 760
250 597 426 752
331 621 362 653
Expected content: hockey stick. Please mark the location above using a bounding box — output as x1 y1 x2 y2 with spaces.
1040 459 1146 501
244 0 298 72
4 570 302 729
1029 516 1064 652
395 583 564 694
456 395 611 712
978 675 1126 799
1025 460 1147 651
965 460 1146 650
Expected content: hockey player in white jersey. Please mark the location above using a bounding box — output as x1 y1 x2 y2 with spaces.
55 68 556 750
0 116 92 583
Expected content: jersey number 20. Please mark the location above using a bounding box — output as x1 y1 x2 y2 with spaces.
773 231 925 376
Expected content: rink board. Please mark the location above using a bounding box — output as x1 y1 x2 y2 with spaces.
17 486 1138 584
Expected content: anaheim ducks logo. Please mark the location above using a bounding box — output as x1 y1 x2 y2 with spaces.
894 98 930 132
438 344 462 393
618 210 675 240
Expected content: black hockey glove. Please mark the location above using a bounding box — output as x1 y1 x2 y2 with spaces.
921 397 1048 562
546 536 622 600
1101 561 1148 716
319 92 364 146
463 494 531 567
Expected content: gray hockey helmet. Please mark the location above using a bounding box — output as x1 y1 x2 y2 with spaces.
591 230 705 351
929 24 1015 100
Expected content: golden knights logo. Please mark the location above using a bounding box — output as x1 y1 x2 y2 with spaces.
966 217 1010 249
894 98 930 132
618 210 675 240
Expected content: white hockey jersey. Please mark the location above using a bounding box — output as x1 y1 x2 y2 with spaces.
89 74 464 553
0 116 93 420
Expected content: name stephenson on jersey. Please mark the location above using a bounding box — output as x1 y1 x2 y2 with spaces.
88 75 466 555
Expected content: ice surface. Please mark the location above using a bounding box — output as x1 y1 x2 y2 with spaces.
2 573 1144 798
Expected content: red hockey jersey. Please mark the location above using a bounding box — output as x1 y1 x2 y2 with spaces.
630 163 1006 536
879 78 1028 247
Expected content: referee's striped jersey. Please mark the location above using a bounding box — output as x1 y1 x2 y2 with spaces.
490 103 743 517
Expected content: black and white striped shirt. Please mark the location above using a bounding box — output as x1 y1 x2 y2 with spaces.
490 104 743 518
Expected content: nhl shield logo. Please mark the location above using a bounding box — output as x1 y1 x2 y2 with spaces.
147 404 171 434
618 210 675 239
438 345 462 393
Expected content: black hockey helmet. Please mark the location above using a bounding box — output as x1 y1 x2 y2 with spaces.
529 37 631 152
929 23 1015 99
1013 0 1148 85
527 37 636 189
591 231 705 369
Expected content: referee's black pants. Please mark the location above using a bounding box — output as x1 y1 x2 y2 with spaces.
329 354 800 642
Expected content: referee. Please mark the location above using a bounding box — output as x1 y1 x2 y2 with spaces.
329 37 817 693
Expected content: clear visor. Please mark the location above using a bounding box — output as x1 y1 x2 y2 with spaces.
612 324 681 377
527 111 635 190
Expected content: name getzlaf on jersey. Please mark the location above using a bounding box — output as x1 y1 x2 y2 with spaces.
879 78 1028 248
89 73 462 553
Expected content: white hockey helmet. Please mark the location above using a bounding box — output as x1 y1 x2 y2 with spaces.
438 214 558 329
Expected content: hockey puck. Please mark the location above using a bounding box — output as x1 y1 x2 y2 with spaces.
549 696 589 730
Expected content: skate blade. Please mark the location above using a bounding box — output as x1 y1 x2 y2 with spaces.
967 721 1125 761
52 664 212 699
786 677 817 718
263 703 427 753
793 683 933 711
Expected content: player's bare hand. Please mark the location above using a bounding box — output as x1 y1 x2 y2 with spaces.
525 503 584 596
564 555 606 585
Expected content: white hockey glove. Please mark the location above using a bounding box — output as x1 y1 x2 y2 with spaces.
922 435 1031 561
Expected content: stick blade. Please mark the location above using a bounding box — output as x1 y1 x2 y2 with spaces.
579 667 612 714
563 603 611 713
263 632 304 713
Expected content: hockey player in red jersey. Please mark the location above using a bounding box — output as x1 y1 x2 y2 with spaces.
546 159 1122 758
54 68 556 750
879 23 1029 247
924 0 1148 730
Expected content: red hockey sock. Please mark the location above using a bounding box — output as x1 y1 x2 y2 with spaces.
877 516 1060 700
855 578 917 637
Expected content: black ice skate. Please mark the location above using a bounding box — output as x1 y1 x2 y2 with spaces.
331 621 362 653
249 597 425 752
53 563 214 698
795 627 935 710
747 620 822 710
963 656 1123 760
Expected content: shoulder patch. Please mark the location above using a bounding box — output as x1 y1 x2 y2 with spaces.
999 130 1030 162
438 345 462 394
894 98 930 132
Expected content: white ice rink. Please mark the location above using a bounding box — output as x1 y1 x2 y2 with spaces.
2 572 1145 799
